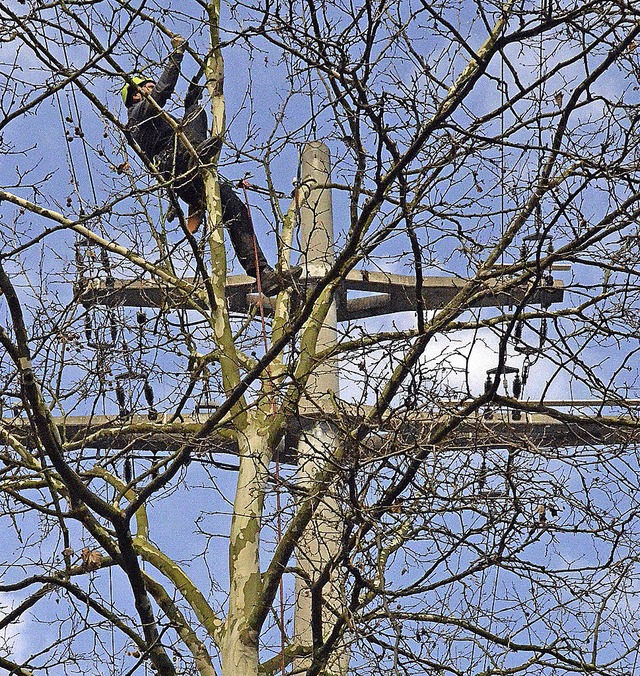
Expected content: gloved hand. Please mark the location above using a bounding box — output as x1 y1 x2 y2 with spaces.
170 33 187 53
185 79 204 108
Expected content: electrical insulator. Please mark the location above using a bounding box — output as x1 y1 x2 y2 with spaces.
478 456 487 490
513 372 522 399
109 311 118 343
535 205 543 231
144 380 158 420
515 319 522 340
137 311 146 350
116 382 128 417
520 242 527 261
100 248 111 272
539 317 548 347
513 371 523 420
100 250 114 288
144 380 154 407
75 245 87 277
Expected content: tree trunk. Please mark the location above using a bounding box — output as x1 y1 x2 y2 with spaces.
222 425 269 676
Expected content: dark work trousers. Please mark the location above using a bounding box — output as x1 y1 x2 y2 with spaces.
157 103 269 277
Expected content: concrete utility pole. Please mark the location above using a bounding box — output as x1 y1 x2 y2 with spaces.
298 140 339 401
71 140 579 675
294 142 349 675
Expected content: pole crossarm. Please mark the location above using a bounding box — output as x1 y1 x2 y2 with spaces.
0 414 237 455
75 272 564 321
386 408 640 451
3 403 638 465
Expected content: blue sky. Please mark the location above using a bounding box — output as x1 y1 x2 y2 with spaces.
3 1 640 673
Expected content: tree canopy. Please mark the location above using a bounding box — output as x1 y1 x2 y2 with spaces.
2 1 640 675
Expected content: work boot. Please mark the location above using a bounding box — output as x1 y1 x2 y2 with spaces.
258 265 303 296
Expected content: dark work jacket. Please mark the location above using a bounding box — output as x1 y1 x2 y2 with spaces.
125 51 184 160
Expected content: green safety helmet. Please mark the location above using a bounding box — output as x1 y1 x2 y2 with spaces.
121 75 153 106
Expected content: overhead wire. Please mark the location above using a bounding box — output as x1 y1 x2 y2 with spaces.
54 7 150 514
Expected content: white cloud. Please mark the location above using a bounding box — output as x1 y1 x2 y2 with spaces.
0 593 33 664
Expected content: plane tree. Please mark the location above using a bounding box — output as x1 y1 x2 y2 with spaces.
1 1 640 675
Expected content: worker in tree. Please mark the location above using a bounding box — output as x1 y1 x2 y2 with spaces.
122 34 300 295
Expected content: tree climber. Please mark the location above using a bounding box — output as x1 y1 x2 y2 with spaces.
121 34 301 295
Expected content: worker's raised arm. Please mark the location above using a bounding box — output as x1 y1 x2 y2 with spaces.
151 35 187 107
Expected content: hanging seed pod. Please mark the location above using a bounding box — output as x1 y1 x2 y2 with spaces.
484 374 492 394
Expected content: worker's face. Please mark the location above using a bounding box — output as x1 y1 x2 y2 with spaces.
131 81 154 103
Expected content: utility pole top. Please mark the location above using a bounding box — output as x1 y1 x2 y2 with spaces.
77 271 563 321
